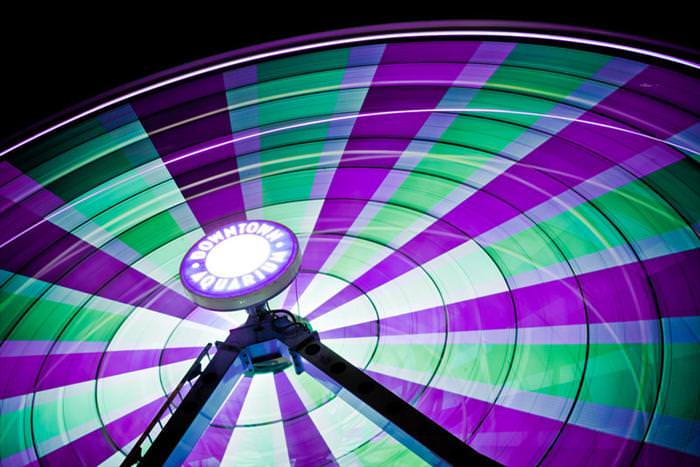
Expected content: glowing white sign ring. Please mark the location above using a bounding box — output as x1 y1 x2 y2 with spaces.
180 220 300 310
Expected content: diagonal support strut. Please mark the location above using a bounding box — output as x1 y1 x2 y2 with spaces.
124 312 499 466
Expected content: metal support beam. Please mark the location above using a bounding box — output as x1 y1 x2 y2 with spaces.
127 312 499 466
134 341 244 466
278 335 499 466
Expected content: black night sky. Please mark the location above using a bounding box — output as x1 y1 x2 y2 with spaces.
2 5 698 147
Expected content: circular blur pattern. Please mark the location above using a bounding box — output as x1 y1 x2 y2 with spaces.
0 22 698 466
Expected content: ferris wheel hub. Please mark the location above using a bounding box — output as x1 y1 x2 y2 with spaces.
180 220 301 311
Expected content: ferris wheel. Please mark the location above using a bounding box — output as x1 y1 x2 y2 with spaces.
0 21 698 466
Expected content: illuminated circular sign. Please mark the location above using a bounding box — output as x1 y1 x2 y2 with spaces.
180 220 300 310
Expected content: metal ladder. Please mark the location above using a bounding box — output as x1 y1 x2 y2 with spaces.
121 343 214 466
